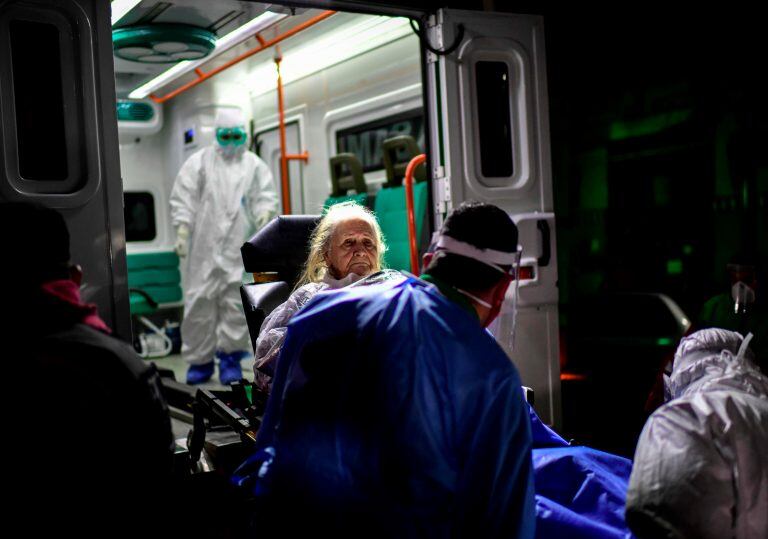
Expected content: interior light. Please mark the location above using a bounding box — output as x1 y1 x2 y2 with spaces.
128 11 286 99
244 16 412 97
111 0 144 27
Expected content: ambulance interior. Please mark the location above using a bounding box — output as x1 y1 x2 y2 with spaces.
114 0 437 453
116 11 427 323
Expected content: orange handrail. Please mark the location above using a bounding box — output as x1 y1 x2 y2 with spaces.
404 154 427 275
275 55 289 214
150 10 336 104
275 52 310 215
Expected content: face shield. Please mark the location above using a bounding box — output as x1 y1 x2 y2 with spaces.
727 263 757 313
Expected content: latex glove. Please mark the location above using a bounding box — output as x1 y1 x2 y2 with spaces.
175 224 190 258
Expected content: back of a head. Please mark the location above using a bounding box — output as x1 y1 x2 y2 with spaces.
0 201 70 289
426 201 518 291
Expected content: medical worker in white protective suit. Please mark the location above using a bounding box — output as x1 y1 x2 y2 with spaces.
170 108 278 385
626 328 768 539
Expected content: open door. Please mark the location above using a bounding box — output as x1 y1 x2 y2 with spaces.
254 120 306 213
0 1 129 338
425 9 560 426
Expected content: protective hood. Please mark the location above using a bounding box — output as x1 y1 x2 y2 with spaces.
627 327 768 539
665 328 768 400
214 107 246 129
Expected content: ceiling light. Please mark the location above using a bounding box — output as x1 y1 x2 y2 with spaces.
113 25 217 64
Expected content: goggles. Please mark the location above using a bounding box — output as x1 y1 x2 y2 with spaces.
216 126 247 147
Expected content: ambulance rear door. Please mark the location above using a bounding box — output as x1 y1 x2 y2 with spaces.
424 9 560 426
0 0 129 338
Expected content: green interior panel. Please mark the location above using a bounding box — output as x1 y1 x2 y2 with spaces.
127 251 182 315
374 182 428 271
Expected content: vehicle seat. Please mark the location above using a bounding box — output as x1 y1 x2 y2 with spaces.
128 251 183 315
324 153 370 209
240 215 320 351
127 251 182 357
375 135 429 271
381 135 426 188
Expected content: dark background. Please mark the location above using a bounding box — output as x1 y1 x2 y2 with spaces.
374 0 767 319
542 6 767 321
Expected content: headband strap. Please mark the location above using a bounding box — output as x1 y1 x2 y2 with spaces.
436 235 520 272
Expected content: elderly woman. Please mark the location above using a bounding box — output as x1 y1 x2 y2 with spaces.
253 201 386 391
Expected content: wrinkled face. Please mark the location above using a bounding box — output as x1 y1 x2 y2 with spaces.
325 218 378 279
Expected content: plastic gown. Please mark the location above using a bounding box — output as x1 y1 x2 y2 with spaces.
170 145 278 365
253 272 365 391
238 276 536 538
626 328 768 539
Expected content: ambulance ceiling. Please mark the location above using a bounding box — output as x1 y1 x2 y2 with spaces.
111 0 412 101
112 1 287 97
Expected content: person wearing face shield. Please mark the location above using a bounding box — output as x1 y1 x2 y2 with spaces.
626 328 768 539
233 202 535 538
253 201 386 393
170 107 278 385
698 253 767 372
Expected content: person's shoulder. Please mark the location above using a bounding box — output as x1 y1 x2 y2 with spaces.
41 324 153 381
646 389 763 444
295 281 328 295
184 145 209 164
244 150 269 168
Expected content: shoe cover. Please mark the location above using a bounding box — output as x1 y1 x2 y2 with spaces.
186 362 214 385
219 351 245 385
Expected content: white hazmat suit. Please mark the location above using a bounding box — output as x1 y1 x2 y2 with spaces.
626 328 768 539
170 109 278 369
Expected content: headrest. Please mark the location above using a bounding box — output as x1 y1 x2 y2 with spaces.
241 215 320 284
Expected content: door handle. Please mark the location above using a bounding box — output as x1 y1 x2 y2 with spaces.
537 219 551 267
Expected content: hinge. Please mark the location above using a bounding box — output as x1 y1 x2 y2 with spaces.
433 167 451 214
425 15 443 64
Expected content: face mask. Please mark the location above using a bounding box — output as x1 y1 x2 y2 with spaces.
732 281 756 313
453 249 521 330
433 234 523 339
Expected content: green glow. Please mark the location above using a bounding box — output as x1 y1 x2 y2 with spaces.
657 337 673 346
609 109 692 141
683 244 694 255
667 259 683 275
590 238 601 253
579 148 608 210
